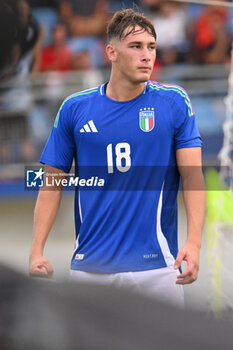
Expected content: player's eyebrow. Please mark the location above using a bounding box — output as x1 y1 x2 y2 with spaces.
127 41 156 46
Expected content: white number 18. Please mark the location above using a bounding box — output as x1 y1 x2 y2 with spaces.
107 142 131 174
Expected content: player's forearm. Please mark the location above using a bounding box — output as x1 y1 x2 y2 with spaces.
182 175 206 248
30 189 62 258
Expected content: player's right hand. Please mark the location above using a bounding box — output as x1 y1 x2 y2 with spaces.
29 256 53 279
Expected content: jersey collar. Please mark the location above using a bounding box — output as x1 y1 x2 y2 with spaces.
99 81 148 97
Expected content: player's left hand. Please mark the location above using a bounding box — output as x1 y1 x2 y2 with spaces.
174 243 200 285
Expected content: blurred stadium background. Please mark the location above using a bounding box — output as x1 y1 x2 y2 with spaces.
0 0 233 314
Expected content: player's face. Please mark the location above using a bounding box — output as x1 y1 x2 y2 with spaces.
108 26 156 84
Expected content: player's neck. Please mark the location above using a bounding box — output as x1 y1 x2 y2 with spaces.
106 75 146 102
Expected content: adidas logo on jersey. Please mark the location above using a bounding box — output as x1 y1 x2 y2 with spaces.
80 120 98 133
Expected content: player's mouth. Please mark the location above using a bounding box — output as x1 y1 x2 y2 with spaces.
138 67 151 72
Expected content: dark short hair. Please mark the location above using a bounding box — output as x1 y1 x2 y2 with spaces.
107 8 156 43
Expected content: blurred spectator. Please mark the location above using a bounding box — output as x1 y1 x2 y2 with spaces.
0 0 41 80
30 2 59 46
37 22 72 72
151 2 189 66
67 35 106 69
57 0 110 69
140 0 164 12
59 0 109 36
0 0 21 78
18 0 43 74
0 0 43 165
191 1 230 64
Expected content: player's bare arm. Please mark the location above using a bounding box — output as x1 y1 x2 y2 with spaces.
29 165 67 278
175 147 206 285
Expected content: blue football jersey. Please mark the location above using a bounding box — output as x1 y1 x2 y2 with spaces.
40 81 202 273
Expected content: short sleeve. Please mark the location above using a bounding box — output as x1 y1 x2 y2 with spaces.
173 89 202 150
40 100 76 173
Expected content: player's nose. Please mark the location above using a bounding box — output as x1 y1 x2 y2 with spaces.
141 48 151 62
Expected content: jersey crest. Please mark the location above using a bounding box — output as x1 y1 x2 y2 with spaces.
139 108 155 132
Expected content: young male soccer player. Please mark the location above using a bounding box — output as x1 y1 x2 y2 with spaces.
29 9 206 306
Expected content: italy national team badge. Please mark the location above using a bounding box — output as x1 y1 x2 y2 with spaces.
139 108 155 132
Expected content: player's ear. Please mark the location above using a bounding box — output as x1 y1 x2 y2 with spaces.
106 43 117 62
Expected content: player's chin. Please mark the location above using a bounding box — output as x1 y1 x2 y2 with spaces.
136 71 152 82
132 74 150 84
